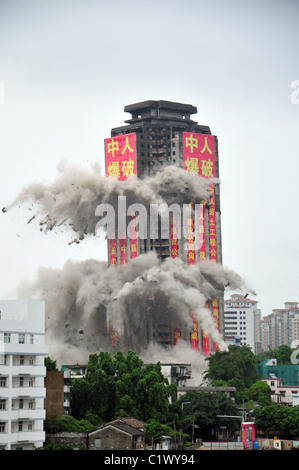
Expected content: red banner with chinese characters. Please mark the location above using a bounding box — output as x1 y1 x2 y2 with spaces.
202 302 210 355
105 133 137 266
109 238 117 266
183 133 219 353
105 133 137 181
170 214 178 259
120 238 127 265
129 216 137 259
187 203 195 265
212 299 220 352
198 201 206 261
190 313 200 351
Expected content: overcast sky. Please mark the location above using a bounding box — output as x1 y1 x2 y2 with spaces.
0 0 298 316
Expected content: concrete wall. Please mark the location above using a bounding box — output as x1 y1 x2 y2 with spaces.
46 432 87 449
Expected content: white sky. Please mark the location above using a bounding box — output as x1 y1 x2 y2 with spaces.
0 0 298 316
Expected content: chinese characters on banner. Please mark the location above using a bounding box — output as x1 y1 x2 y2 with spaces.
105 133 137 266
129 216 138 260
183 132 219 354
187 203 195 265
105 133 137 181
170 214 178 259
190 313 200 352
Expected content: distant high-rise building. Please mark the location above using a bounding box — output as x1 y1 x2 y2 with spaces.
224 294 261 353
261 302 299 351
0 300 48 450
104 100 223 354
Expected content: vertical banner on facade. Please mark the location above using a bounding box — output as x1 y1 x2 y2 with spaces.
120 238 127 265
190 313 200 351
202 302 211 356
105 133 137 266
173 325 181 346
170 214 178 259
212 299 220 352
129 216 137 259
183 133 219 354
187 203 195 265
109 238 117 266
198 201 206 261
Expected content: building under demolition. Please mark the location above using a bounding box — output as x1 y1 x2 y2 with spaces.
104 100 223 355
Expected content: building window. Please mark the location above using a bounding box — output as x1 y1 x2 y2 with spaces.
0 378 6 387
18 421 23 432
0 400 6 410
19 399 23 409
0 423 5 433
3 333 10 343
95 438 102 448
18 334 25 344
19 377 24 387
29 334 34 344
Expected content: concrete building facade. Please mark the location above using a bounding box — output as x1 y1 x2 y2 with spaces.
0 300 48 450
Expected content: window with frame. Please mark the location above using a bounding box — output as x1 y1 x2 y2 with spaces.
3 333 10 343
0 377 6 387
0 400 6 410
0 422 5 433
18 334 25 344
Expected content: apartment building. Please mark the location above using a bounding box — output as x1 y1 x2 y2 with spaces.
0 300 48 450
224 294 261 353
261 302 299 351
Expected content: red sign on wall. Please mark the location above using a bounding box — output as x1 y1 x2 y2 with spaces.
105 133 137 181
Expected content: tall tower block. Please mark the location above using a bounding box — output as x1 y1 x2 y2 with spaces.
104 100 223 353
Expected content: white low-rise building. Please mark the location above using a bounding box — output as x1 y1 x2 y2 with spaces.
0 300 48 450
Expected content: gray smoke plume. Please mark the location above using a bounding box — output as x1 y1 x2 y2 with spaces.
2 160 214 243
4 161 255 382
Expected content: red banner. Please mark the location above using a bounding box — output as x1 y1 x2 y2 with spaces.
187 208 195 265
105 133 137 181
105 133 137 266
183 133 219 354
198 201 206 261
190 313 200 351
129 216 138 259
212 298 220 352
170 214 178 259
109 238 117 266
174 326 180 346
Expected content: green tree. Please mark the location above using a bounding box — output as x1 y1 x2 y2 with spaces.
71 350 175 423
177 391 240 441
255 345 295 365
204 345 258 403
249 380 272 406
254 404 299 437
45 357 58 371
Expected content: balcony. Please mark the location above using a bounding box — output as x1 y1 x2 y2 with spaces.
0 430 45 445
